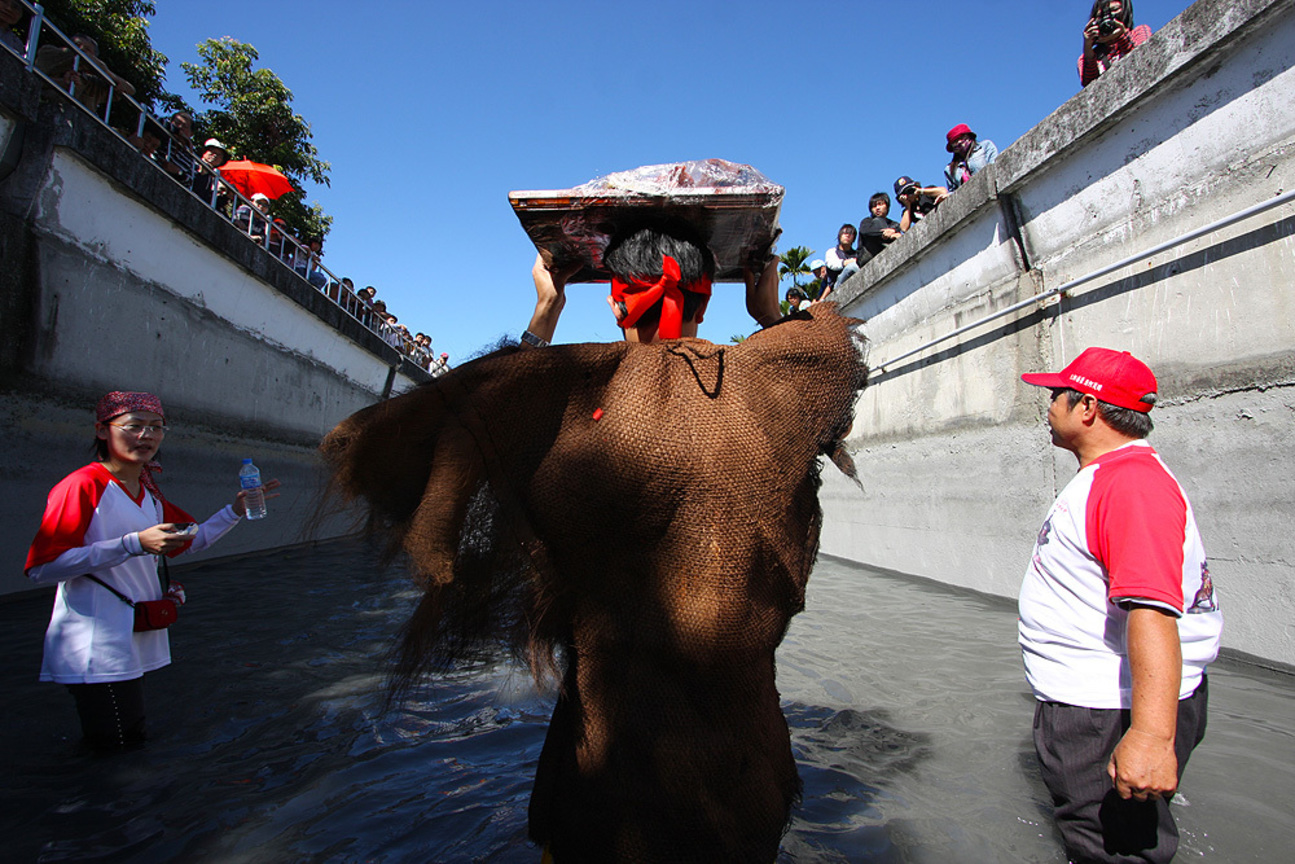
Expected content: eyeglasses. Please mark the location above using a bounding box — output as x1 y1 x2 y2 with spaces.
109 423 169 436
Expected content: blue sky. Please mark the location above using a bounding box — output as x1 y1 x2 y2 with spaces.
146 0 1189 363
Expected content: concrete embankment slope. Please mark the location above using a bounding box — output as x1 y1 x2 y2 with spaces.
827 0 1295 668
0 49 428 596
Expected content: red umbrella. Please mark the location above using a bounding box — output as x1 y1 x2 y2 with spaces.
219 160 295 200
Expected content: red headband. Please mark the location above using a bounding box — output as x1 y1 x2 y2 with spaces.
95 391 168 499
96 391 165 422
610 255 712 339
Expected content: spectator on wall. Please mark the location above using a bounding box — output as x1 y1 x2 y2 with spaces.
380 312 404 350
784 286 809 315
158 111 197 184
430 353 451 377
233 192 273 245
127 118 165 159
943 123 999 191
410 333 432 368
1079 1 1151 87
807 259 831 301
894 176 949 232
293 237 327 289
35 34 135 117
190 139 231 209
359 286 377 327
1 0 30 53
396 323 414 353
858 192 902 260
334 276 356 310
824 224 860 295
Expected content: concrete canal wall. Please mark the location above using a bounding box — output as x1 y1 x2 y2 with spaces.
0 49 427 596
825 0 1295 668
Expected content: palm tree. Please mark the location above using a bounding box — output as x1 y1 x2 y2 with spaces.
778 246 813 289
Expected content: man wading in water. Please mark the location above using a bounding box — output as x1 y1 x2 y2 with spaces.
324 199 867 863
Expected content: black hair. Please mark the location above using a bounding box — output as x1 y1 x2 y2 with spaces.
869 192 891 209
1061 388 1153 438
838 223 857 238
603 221 715 324
91 435 108 460
1090 0 1134 28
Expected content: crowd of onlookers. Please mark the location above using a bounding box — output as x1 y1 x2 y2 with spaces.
1 0 450 376
7 0 1152 357
795 120 1000 303
799 1 1149 302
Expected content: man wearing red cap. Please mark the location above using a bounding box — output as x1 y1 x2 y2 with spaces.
1019 347 1222 864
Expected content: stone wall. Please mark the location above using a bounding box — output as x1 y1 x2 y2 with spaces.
826 0 1295 668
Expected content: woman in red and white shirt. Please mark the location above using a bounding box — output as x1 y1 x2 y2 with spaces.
1079 0 1153 87
25 391 279 750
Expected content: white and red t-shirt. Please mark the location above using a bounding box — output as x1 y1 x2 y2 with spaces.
1019 441 1222 709
25 463 241 684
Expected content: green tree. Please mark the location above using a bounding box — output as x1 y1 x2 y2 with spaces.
38 0 169 107
182 38 332 240
778 246 813 289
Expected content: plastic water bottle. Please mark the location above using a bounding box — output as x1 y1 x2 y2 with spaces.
239 458 267 520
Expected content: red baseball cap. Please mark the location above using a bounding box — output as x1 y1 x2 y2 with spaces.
1021 347 1158 413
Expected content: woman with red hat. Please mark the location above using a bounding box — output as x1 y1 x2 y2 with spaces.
24 391 280 751
943 123 998 191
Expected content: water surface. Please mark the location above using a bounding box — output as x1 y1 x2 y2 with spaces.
1 539 1290 862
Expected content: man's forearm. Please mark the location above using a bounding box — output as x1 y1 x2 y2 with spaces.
1126 605 1182 741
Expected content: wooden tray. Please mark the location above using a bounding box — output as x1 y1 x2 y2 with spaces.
510 172 783 284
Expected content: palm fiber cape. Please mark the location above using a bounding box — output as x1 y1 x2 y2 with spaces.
321 307 867 863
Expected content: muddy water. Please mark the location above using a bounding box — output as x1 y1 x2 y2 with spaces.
0 540 1290 862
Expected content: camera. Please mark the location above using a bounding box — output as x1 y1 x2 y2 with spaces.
1096 2 1121 35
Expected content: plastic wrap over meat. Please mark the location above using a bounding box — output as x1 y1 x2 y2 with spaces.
510 159 784 283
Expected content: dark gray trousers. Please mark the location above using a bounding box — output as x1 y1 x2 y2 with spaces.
1033 677 1208 864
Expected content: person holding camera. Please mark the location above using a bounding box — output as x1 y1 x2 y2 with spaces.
1080 0 1152 87
24 391 280 751
893 176 949 233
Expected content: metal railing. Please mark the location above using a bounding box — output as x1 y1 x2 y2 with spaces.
2 1 439 371
871 187 1295 375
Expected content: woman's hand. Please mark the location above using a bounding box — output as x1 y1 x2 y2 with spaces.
1083 17 1101 54
233 478 282 517
138 524 194 555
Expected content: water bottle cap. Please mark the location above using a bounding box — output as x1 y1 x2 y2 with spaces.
242 458 253 464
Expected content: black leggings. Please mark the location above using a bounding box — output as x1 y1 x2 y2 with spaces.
66 677 147 750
